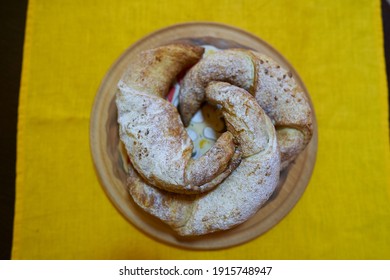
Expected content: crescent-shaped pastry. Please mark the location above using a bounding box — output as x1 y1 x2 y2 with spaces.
116 44 239 194
179 49 313 169
128 82 280 236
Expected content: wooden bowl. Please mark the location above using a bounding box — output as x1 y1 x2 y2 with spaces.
90 22 318 250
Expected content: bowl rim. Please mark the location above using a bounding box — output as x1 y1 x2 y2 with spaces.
89 21 318 250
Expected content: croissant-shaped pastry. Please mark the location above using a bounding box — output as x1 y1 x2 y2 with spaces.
116 44 238 194
128 82 280 236
179 49 313 169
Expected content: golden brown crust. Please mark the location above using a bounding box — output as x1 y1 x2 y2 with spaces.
179 49 254 126
128 82 280 236
121 43 205 98
117 43 311 236
248 52 313 168
178 49 313 169
184 131 235 187
116 44 240 194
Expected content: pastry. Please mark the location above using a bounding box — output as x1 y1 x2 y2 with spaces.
116 44 238 194
179 49 313 169
128 82 280 236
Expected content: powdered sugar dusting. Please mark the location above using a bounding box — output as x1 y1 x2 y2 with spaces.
250 52 313 167
115 44 316 236
175 83 280 235
178 48 313 169
179 49 255 126
117 81 190 187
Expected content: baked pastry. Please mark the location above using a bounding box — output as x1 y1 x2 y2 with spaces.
115 42 313 236
128 82 280 236
179 49 313 169
116 44 238 194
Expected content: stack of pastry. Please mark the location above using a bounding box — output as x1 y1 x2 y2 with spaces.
115 43 313 236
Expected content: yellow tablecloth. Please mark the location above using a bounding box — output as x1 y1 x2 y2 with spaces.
13 0 390 259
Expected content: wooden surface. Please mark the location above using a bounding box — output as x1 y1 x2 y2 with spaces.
90 22 318 250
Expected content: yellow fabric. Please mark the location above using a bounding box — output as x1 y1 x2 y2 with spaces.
13 0 390 259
